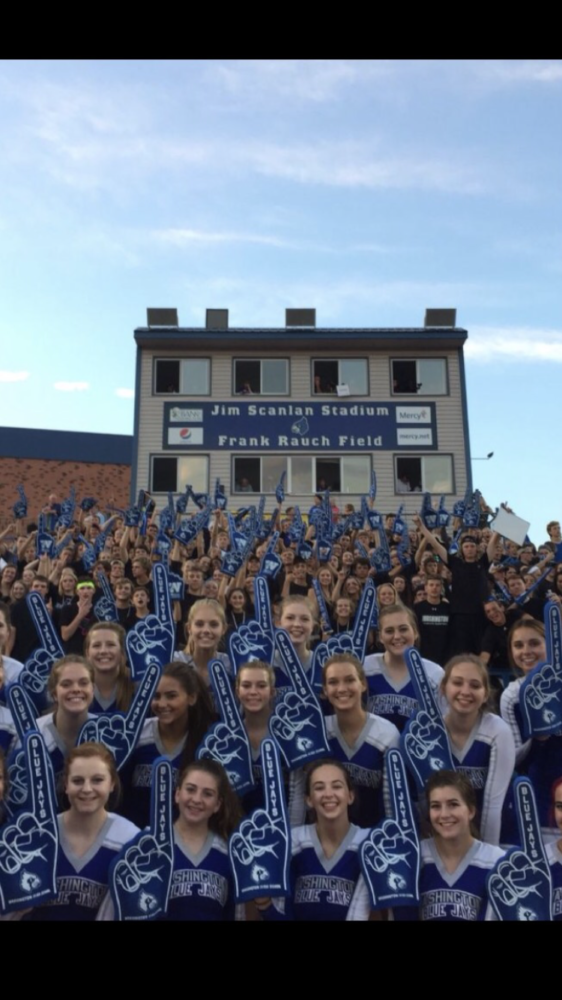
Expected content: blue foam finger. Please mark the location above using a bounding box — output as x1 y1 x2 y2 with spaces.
360 749 420 910
79 663 161 771
351 580 377 662
275 471 286 505
487 778 552 921
269 631 329 768
7 683 39 744
400 648 455 792
27 592 64 659
0 731 59 914
13 485 28 520
520 602 562 737
196 661 255 794
109 757 174 920
229 738 291 902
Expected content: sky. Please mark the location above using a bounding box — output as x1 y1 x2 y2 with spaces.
0 59 560 543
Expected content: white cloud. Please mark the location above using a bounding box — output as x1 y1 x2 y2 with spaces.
474 60 562 85
466 326 562 363
243 141 487 195
153 228 294 249
0 370 29 382
53 381 89 391
115 388 134 398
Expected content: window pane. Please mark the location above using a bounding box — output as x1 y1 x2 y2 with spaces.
180 359 210 395
423 456 453 493
290 456 312 494
235 360 260 394
152 457 177 492
262 360 287 395
155 360 180 394
313 361 338 394
341 456 370 493
176 456 209 494
340 359 367 395
418 359 446 395
395 458 420 493
392 360 417 394
262 456 287 493
316 460 341 493
233 457 260 493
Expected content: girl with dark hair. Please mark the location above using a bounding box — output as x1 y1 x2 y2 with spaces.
416 770 504 921
256 759 371 921
164 759 241 921
123 662 215 829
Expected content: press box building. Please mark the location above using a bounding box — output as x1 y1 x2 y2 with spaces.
131 308 472 513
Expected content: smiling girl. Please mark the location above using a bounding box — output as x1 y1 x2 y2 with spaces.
363 604 444 732
274 597 319 700
501 619 562 839
165 760 241 921
257 760 370 921
321 653 400 828
417 770 504 922
84 622 134 714
440 655 515 845
25 742 139 921
123 662 215 829
174 599 232 697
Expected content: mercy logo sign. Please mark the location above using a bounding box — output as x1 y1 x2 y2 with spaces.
396 407 431 423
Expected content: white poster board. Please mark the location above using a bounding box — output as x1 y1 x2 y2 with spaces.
490 507 530 546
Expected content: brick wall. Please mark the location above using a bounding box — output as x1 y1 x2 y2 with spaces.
0 457 131 528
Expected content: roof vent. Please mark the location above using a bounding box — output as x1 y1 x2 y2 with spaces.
146 308 179 327
206 309 229 329
286 308 316 327
424 308 457 327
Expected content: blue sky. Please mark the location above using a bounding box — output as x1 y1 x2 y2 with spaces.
0 60 560 542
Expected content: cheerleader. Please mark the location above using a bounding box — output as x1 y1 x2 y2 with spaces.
235 660 276 814
274 597 318 700
547 776 562 919
501 618 562 839
257 759 370 921
441 655 515 845
363 604 444 732
84 622 135 715
164 759 241 920
173 599 232 700
18 656 96 794
123 662 215 829
417 770 504 921
321 653 400 827
25 742 139 921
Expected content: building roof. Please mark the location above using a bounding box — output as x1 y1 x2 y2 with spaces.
134 326 468 352
0 427 132 465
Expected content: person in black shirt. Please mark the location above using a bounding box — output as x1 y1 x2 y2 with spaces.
413 516 499 656
415 576 450 665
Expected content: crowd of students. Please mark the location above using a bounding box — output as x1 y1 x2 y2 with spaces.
0 486 561 921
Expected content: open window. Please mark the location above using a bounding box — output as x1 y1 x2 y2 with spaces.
151 455 209 494
312 359 368 395
395 455 454 494
154 359 211 395
233 359 289 395
391 359 447 395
